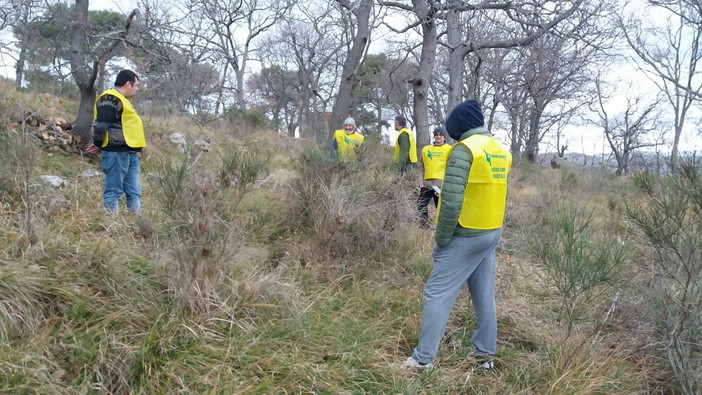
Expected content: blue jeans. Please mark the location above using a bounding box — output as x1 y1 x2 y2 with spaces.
101 151 141 214
412 228 503 364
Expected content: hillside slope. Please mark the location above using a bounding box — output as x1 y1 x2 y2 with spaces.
1 86 698 393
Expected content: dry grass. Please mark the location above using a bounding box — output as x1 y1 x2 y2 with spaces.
0 85 682 393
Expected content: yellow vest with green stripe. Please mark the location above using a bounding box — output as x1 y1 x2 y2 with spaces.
333 129 364 160
393 128 417 163
451 135 511 229
421 143 451 180
94 88 146 148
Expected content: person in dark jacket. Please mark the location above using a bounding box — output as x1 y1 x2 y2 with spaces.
401 100 512 370
86 70 146 214
393 115 417 173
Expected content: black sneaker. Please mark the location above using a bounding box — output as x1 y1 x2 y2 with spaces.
470 353 495 370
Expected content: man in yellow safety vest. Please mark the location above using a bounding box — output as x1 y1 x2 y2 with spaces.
416 126 451 227
86 70 146 215
393 115 417 173
401 99 512 371
331 117 364 161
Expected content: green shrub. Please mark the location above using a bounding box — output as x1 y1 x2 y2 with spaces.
530 204 625 335
218 146 268 205
149 152 242 314
225 108 269 129
626 159 702 395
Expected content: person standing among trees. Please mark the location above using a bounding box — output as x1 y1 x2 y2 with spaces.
416 126 451 227
86 70 146 215
393 115 417 173
331 117 365 161
401 99 512 370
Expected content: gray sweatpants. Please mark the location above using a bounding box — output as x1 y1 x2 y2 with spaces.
411 228 503 364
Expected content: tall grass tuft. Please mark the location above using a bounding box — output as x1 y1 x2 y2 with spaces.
288 146 417 261
539 333 640 395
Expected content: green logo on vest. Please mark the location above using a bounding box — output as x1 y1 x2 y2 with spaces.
427 151 443 159
484 149 507 165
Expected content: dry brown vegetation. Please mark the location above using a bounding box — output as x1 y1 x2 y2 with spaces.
1 83 700 393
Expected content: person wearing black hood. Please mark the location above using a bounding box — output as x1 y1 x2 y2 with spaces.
401 100 512 370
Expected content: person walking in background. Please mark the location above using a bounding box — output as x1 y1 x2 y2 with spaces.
393 115 417 173
86 70 146 215
416 126 451 227
401 99 512 370
331 117 365 161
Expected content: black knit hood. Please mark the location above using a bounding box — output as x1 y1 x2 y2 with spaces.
445 100 484 140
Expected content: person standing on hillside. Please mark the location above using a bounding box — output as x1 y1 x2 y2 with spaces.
86 70 146 215
393 115 417 173
331 117 365 161
401 99 512 370
416 126 451 227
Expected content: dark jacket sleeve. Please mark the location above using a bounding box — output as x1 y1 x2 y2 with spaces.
330 138 338 157
93 95 120 147
417 147 426 183
435 144 472 247
397 133 410 170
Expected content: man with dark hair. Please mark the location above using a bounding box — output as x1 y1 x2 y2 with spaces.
87 69 146 214
416 126 451 227
393 115 417 173
401 100 512 370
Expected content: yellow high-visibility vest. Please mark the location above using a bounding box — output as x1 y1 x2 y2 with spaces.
421 143 452 180
94 88 146 148
333 129 364 160
393 128 417 163
439 134 511 229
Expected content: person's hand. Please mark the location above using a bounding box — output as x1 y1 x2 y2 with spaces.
85 143 100 155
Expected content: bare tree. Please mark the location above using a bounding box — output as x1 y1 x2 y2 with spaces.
381 0 588 155
520 34 597 163
621 0 702 169
69 0 137 144
248 65 300 136
3 0 46 90
354 53 415 136
328 0 373 136
592 78 661 175
379 0 439 154
260 2 347 141
445 1 585 109
191 0 292 110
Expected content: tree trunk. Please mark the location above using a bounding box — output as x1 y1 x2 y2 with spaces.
411 0 438 156
525 110 541 163
69 0 98 146
97 59 106 94
509 116 520 156
329 0 372 140
75 85 97 145
446 5 465 112
14 46 26 91
235 67 246 110
670 123 683 170
375 104 383 136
